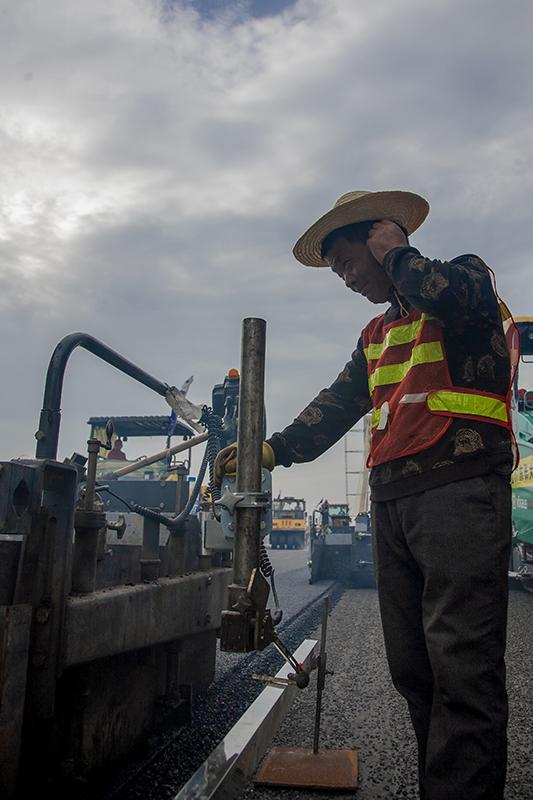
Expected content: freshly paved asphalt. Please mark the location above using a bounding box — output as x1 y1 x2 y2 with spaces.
246 587 533 800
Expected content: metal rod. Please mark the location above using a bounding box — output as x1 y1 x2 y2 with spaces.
232 318 266 591
100 432 208 480
84 440 100 511
72 439 105 594
313 595 329 754
35 332 172 460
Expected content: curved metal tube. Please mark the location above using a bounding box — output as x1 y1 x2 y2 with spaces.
35 332 171 460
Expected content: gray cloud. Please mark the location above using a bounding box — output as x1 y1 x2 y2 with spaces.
1 0 533 508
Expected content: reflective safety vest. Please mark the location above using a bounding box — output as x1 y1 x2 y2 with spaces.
362 308 515 468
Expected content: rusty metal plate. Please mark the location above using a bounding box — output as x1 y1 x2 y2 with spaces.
255 746 358 791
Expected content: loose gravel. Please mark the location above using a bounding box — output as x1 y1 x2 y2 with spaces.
246 588 533 800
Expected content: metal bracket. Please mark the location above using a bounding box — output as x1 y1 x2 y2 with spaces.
217 471 273 542
106 514 126 540
215 489 270 515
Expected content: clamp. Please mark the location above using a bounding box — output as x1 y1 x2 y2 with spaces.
215 489 270 514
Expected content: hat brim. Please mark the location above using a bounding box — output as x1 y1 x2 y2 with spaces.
293 190 430 268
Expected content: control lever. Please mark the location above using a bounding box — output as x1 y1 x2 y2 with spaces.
253 597 332 697
252 623 312 689
102 419 115 451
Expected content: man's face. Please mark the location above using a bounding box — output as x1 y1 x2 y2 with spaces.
324 236 393 304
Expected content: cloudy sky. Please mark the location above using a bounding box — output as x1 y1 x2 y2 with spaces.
2 0 533 512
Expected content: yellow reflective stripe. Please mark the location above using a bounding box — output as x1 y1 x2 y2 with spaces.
427 390 508 423
368 341 444 393
372 407 381 427
364 313 434 361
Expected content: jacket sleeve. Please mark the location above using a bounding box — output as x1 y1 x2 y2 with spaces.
266 337 371 468
382 247 501 324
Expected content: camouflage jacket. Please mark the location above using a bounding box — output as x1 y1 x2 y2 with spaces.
266 246 513 501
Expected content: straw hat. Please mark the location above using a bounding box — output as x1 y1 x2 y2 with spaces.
293 190 429 268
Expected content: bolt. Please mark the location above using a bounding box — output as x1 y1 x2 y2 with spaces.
35 606 50 624
35 430 45 441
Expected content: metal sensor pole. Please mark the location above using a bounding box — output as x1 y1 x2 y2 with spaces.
221 318 267 652
233 318 266 588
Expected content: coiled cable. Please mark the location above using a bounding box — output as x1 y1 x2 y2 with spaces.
259 538 282 625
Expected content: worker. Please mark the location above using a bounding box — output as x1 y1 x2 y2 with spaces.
107 438 127 461
317 497 330 530
216 190 516 800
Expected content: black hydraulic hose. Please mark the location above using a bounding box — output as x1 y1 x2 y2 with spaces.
97 485 136 512
36 332 170 460
96 449 209 532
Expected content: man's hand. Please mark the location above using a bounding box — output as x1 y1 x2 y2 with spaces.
214 441 275 487
367 220 408 264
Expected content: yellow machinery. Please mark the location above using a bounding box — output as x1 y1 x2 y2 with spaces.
270 496 307 549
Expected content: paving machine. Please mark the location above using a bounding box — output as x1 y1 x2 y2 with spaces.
308 503 374 586
270 496 307 549
509 316 533 593
0 320 344 798
0 333 241 797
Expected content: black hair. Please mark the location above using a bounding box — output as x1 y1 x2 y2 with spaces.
320 220 408 259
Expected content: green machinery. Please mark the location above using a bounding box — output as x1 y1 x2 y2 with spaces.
510 317 533 593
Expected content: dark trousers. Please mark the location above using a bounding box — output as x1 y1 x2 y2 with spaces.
371 474 512 800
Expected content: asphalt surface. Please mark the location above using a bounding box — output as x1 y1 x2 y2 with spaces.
246 588 533 800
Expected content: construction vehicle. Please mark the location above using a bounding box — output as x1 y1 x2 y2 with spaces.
308 502 374 586
308 416 375 585
0 332 240 797
0 322 325 797
509 316 533 593
270 495 307 549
